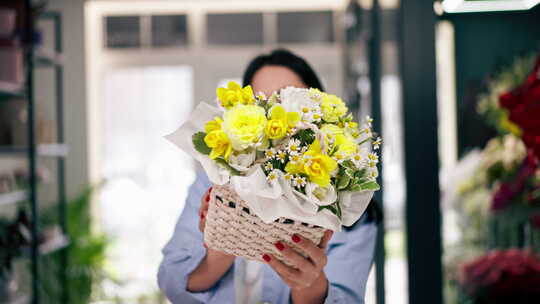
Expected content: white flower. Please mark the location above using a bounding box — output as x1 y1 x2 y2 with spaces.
266 169 280 183
263 162 273 171
292 175 307 188
332 151 347 163
361 124 372 138
276 150 288 163
351 150 366 167
265 148 276 159
365 115 373 127
287 139 301 154
288 153 302 164
305 182 337 206
367 152 379 163
228 151 256 172
368 168 379 180
279 87 318 120
373 137 382 150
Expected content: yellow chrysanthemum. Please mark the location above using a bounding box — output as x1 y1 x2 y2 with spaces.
222 104 267 150
285 139 337 187
216 81 255 109
204 130 232 160
264 105 300 139
321 94 348 123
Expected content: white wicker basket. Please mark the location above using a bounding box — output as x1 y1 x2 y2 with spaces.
204 184 326 264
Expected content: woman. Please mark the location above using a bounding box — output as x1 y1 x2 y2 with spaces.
158 49 380 304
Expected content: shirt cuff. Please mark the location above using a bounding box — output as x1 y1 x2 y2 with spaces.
324 284 346 304
159 244 215 303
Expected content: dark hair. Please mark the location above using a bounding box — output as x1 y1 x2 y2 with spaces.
242 48 382 226
242 49 324 91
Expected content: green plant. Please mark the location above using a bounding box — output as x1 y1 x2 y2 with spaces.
39 186 109 304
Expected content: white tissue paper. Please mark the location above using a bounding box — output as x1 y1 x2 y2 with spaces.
165 102 374 231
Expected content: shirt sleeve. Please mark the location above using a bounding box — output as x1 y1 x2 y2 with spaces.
323 220 378 304
157 173 233 304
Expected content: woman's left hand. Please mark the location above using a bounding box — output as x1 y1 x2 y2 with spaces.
262 230 333 303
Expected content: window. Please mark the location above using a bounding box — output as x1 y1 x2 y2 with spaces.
207 13 264 45
151 15 188 47
277 11 334 44
105 16 141 48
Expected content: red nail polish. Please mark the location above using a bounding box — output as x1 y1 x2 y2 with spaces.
292 234 301 243
200 213 205 219
205 194 210 202
262 254 271 262
209 186 213 192
275 241 285 251
203 243 208 249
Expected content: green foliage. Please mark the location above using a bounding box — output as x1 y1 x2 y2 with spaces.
192 132 211 155
39 186 109 304
292 129 315 146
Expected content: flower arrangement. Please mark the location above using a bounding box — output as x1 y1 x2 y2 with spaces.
166 81 381 232
458 249 540 303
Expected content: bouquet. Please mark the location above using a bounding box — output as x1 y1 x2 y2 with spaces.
166 81 381 261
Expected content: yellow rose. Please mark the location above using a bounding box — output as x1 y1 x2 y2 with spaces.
204 130 232 160
222 104 267 150
285 139 337 187
321 94 348 123
216 81 255 109
264 105 300 139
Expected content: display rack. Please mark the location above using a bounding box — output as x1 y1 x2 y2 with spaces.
0 3 68 304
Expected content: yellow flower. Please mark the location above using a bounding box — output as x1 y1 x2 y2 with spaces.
205 117 223 133
321 94 348 122
204 130 232 160
334 134 358 156
264 105 300 139
216 81 255 109
285 139 337 187
222 104 267 150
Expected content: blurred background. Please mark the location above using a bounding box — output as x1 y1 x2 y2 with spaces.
0 0 539 303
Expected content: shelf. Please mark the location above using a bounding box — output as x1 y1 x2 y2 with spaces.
0 81 25 98
35 47 63 67
0 190 28 207
0 144 69 157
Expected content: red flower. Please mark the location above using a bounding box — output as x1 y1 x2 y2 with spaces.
499 53 540 161
459 249 540 300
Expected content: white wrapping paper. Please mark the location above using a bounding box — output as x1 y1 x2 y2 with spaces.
165 102 374 232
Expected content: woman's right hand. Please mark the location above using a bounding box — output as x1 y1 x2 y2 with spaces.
198 187 212 233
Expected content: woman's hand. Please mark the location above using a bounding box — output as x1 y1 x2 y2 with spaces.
187 186 236 292
198 187 212 233
262 230 334 304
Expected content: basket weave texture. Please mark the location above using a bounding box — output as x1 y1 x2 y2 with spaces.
204 184 326 265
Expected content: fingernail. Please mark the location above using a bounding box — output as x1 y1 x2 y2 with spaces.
200 212 205 219
209 186 213 192
205 194 210 202
203 243 208 249
262 254 271 262
274 241 285 251
292 234 301 243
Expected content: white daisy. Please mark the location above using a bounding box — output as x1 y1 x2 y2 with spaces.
292 176 307 188
266 170 279 183
365 115 374 126
276 150 288 163
287 139 302 154
367 152 379 163
288 153 302 164
373 137 382 150
263 162 273 172
369 169 379 179
284 173 294 183
265 148 277 159
332 151 347 164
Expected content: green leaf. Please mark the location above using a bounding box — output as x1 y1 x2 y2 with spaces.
192 132 211 155
359 181 380 191
215 158 241 176
292 128 316 145
337 174 351 190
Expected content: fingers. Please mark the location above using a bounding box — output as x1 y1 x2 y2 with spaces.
198 187 212 232
319 230 334 249
291 234 327 268
274 241 316 275
262 254 307 288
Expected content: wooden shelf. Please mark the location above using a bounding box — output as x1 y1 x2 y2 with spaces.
0 190 28 207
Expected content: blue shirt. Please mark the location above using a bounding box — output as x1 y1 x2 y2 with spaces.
158 173 377 304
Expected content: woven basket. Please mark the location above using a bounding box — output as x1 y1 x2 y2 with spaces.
204 184 326 265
